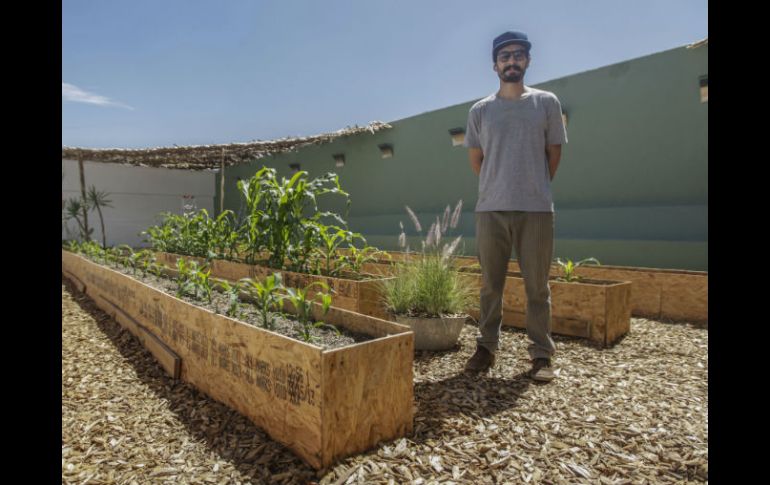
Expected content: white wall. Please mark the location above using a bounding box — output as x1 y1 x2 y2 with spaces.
62 159 216 247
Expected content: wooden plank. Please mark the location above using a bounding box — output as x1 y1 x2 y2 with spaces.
658 273 708 324
322 333 414 466
313 302 411 340
604 283 632 346
137 325 182 379
469 308 591 339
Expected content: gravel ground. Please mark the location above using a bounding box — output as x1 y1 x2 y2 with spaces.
62 277 707 485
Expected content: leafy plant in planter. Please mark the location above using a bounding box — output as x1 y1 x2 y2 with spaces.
175 259 212 302
216 280 244 318
241 273 286 330
380 200 478 351
282 281 338 343
554 257 601 282
236 167 350 270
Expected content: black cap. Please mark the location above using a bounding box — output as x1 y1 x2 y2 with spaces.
493 31 531 61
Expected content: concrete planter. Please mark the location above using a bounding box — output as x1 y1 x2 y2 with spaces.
62 250 414 470
393 314 467 351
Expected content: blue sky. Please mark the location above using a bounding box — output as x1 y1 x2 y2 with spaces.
62 0 708 149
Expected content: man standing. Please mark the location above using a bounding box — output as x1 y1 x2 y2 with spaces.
463 31 567 382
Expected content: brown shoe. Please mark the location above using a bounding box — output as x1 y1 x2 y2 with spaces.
529 358 555 382
464 346 496 373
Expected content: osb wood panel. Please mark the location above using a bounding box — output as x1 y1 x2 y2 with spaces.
63 251 327 468
312 301 411 340
659 274 708 323
358 280 393 319
467 308 591 339
322 334 414 466
604 283 632 347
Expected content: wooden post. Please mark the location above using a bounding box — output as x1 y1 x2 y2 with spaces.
77 151 90 241
220 148 225 215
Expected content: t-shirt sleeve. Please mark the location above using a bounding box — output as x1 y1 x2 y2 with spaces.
545 95 568 145
463 106 482 149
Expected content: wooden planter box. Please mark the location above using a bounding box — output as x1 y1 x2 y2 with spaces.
62 250 414 469
153 252 394 320
358 250 707 325
457 268 631 347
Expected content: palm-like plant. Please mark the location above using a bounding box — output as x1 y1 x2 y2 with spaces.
63 197 93 242
86 185 113 248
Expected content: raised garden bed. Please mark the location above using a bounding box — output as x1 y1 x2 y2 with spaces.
456 267 631 347
154 252 393 320
357 250 706 324
61 249 414 469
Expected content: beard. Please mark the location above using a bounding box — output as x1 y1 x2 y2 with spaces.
499 66 524 83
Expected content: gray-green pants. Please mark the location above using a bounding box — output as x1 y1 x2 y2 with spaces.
475 211 556 360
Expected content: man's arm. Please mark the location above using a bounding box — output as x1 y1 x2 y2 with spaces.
469 148 484 176
545 144 562 181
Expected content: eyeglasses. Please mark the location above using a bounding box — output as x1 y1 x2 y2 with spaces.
497 50 528 62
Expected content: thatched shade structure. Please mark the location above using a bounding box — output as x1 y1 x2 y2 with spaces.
63 121 392 234
62 121 392 170
686 37 708 49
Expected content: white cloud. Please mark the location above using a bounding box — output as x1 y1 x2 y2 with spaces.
62 83 134 110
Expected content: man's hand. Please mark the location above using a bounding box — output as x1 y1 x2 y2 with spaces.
469 148 484 176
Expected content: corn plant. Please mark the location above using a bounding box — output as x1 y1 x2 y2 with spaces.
554 257 601 282
65 240 81 253
148 261 164 278
195 266 213 303
313 225 353 276
216 280 244 318
136 250 155 277
236 167 350 269
175 258 196 299
118 245 138 273
281 282 337 343
240 273 285 330
344 241 387 275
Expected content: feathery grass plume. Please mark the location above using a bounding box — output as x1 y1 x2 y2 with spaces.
441 204 451 233
450 199 463 229
426 221 437 246
398 223 406 248
433 216 442 246
405 206 422 232
442 235 463 261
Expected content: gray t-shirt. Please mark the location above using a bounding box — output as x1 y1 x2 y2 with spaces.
464 87 568 212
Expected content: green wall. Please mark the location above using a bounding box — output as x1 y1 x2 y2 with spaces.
217 43 707 270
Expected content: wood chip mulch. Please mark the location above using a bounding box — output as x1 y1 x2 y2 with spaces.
62 277 707 484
